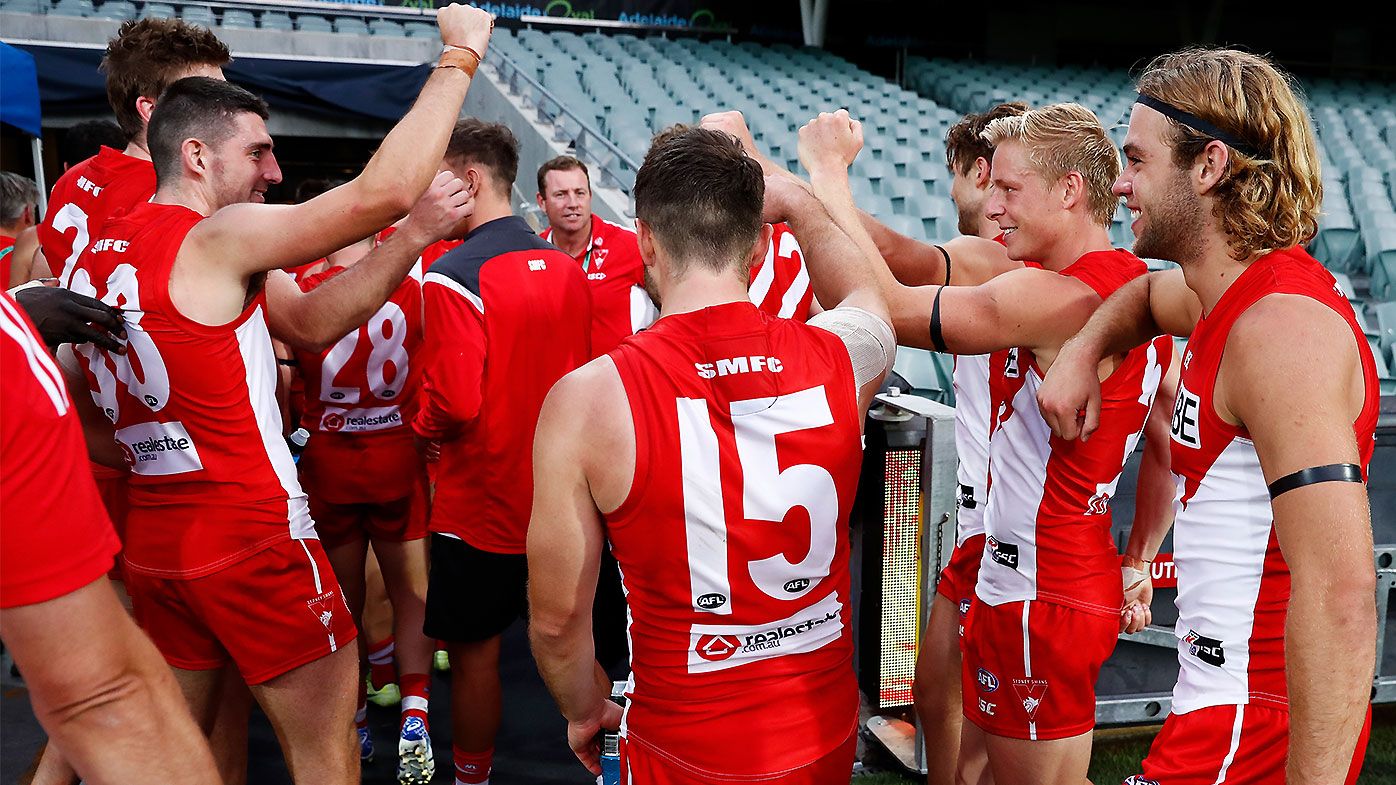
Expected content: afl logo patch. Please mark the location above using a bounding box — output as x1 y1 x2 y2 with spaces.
695 592 727 610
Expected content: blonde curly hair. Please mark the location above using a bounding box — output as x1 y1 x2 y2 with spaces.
981 103 1121 228
1135 48 1322 261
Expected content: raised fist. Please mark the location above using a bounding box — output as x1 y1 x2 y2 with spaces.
438 3 494 58
797 109 863 176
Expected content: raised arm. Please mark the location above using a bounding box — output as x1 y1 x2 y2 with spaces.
527 366 623 776
1223 295 1374 785
187 3 494 278
702 110 1016 287
1037 268 1202 441
266 171 471 353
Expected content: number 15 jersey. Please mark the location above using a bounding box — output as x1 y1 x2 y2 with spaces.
605 300 863 777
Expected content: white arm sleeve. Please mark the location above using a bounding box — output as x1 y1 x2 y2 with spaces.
807 306 897 390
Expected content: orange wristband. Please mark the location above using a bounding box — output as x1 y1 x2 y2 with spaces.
436 47 480 77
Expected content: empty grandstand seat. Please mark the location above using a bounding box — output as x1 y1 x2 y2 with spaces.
368 18 405 37
333 15 369 36
260 10 291 29
1313 207 1363 272
219 8 256 29
92 0 135 18
402 20 434 37
51 0 94 17
0 0 45 13
139 1 174 18
891 348 947 403
1374 302 1396 355
295 13 333 32
179 4 213 26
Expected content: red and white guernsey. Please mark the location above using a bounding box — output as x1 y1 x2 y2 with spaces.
606 301 863 776
748 222 814 322
978 250 1170 616
295 264 423 439
39 146 156 285
541 213 651 356
952 352 992 545
1167 247 1379 714
67 202 313 578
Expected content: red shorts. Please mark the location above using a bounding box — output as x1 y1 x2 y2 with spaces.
93 467 129 580
961 598 1116 740
308 477 429 549
620 730 855 784
936 533 984 636
126 536 358 685
1134 703 1370 785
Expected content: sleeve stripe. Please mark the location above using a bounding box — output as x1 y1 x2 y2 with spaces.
423 271 484 314
0 297 69 416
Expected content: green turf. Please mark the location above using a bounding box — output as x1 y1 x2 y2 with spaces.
851 709 1396 784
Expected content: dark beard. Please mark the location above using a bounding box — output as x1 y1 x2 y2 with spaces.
957 208 978 237
1132 176 1206 264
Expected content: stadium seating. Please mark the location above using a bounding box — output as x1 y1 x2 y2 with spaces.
905 56 1396 305
178 2 212 27
139 2 174 19
490 30 964 242
259 10 292 30
218 8 255 29
91 0 135 20
294 12 332 33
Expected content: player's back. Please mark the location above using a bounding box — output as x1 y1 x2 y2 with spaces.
39 147 156 284
604 300 862 776
67 202 312 579
295 265 424 436
423 216 591 554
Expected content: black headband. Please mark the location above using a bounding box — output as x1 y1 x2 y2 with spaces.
1135 94 1263 159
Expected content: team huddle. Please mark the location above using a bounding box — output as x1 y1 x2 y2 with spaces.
0 4 1380 785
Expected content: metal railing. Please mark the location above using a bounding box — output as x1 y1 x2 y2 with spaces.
487 46 640 194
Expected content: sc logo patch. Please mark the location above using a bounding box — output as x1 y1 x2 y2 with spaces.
986 537 1019 570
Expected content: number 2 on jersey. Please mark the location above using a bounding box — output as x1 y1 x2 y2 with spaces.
319 302 409 404
678 386 838 617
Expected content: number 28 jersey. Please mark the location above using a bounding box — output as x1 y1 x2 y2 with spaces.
605 301 863 776
294 265 423 439
68 202 313 579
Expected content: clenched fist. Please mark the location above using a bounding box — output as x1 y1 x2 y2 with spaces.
438 3 494 58
700 111 760 159
797 109 863 177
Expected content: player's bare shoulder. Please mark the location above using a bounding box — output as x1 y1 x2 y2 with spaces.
541 354 634 511
1220 293 1362 423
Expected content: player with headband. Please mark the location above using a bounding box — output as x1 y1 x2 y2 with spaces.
1038 47 1376 784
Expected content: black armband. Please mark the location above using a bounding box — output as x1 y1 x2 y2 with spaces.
1266 463 1363 500
277 358 299 368
929 286 947 352
933 244 952 287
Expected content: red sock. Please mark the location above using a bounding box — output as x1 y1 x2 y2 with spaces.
367 636 396 688
453 745 492 785
399 672 430 731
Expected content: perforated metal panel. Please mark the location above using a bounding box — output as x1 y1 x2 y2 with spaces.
877 449 923 708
